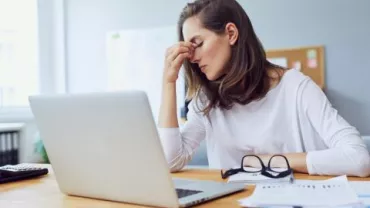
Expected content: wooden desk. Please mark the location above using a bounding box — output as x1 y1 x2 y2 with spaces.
1 165 369 208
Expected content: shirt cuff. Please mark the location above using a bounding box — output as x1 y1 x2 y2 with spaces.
306 152 315 175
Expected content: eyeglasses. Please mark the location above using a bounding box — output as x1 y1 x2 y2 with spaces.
220 154 292 179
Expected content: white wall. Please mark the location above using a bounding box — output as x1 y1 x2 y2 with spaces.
65 0 184 93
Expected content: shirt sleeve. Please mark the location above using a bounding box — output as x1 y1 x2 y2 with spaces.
157 98 206 172
299 79 370 177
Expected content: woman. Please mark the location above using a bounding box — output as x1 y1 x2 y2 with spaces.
158 0 370 177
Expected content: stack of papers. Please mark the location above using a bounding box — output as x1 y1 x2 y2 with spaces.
238 175 369 207
227 167 294 184
349 181 370 208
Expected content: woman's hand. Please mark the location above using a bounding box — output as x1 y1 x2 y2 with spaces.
163 42 195 84
159 42 195 128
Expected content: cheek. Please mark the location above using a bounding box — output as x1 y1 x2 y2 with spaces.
203 40 222 58
203 42 217 58
204 41 230 69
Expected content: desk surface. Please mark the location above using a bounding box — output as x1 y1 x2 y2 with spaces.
1 164 370 208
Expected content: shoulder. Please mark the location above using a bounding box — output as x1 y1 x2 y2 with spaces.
280 68 311 88
280 69 329 112
271 68 326 107
283 69 324 95
275 68 322 96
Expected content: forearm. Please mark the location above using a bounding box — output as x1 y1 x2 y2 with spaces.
268 153 308 173
246 153 308 173
158 81 178 128
306 145 370 177
256 147 370 177
157 82 183 171
157 128 188 172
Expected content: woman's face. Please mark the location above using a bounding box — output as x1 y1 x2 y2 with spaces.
182 16 236 81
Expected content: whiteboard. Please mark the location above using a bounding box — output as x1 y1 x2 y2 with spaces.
106 26 185 123
267 57 288 68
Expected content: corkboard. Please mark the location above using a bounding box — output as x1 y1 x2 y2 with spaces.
266 45 325 89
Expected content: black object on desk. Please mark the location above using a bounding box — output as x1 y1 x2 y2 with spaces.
0 130 20 166
0 164 48 184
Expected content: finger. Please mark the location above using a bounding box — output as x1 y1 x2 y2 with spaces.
166 46 192 63
166 42 194 56
191 42 199 48
165 47 173 57
171 44 193 55
171 52 190 70
179 41 195 49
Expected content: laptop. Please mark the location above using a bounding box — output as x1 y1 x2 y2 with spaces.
28 90 245 208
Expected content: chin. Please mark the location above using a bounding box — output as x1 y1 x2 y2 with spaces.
205 74 214 81
205 73 224 81
205 74 217 81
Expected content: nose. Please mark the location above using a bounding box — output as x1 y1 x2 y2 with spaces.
189 49 200 64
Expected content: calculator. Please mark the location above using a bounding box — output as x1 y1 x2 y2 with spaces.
0 164 49 184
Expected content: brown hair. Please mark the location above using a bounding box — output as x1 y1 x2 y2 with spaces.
178 0 284 116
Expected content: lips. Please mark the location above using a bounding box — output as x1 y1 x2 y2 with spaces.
199 65 206 72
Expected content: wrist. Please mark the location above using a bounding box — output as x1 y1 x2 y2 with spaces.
162 80 176 88
243 155 285 168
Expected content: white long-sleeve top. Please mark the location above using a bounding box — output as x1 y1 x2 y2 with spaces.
158 68 370 177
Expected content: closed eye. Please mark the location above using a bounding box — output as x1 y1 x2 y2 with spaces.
195 42 203 48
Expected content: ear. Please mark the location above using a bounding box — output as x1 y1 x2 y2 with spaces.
225 22 238 46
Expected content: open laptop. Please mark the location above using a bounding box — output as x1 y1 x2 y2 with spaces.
28 90 245 208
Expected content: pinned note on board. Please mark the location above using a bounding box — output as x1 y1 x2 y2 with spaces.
308 58 318 68
307 49 317 59
307 49 318 69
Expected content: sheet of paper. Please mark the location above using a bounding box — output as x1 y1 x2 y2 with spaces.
350 181 370 194
227 167 294 184
327 176 370 206
268 57 288 68
349 181 370 207
239 179 360 207
106 26 185 124
239 176 370 208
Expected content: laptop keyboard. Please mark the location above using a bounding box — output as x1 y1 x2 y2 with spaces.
176 188 203 198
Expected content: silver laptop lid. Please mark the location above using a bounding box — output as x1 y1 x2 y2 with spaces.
29 90 179 208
